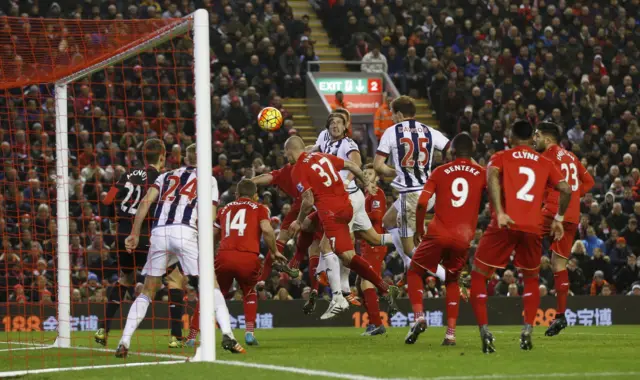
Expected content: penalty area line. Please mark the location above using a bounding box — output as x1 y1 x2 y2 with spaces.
0 359 185 378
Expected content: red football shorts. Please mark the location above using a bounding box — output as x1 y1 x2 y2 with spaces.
411 234 468 276
474 226 542 271
318 207 354 254
280 202 301 231
215 250 262 296
361 242 387 274
307 211 325 241
541 216 578 259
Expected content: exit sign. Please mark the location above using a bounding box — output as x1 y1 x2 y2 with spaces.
316 78 383 94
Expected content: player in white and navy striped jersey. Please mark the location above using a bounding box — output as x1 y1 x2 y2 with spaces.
374 96 450 270
115 144 244 357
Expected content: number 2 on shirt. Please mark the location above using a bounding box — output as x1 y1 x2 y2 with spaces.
161 176 198 202
400 137 429 168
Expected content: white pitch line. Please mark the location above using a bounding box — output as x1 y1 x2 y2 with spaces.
0 360 185 377
425 372 640 380
0 340 187 360
215 360 407 380
0 346 54 353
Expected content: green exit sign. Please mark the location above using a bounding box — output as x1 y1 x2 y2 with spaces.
316 78 382 94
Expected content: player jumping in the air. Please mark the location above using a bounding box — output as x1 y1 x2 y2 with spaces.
534 122 595 337
470 121 572 353
252 166 323 315
373 96 449 277
359 164 389 336
185 179 287 348
285 136 400 320
115 144 242 357
95 139 186 349
405 133 486 346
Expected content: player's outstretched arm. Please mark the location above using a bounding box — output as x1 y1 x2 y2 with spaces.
373 154 395 177
251 173 274 186
487 167 513 228
305 144 320 153
260 220 287 263
125 187 159 251
414 186 435 245
343 159 369 189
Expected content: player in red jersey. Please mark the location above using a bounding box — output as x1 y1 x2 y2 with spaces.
405 133 486 346
186 180 287 349
470 121 572 353
534 122 595 337
359 164 389 336
252 165 324 314
284 136 400 320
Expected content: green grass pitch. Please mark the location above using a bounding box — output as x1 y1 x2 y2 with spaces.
1 326 638 379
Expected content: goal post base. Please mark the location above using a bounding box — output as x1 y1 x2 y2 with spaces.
53 337 70 349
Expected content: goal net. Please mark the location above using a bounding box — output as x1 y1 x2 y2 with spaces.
0 10 216 375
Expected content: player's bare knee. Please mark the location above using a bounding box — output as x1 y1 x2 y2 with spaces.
551 253 568 273
360 279 374 290
382 207 397 230
339 250 355 265
472 260 495 278
401 237 414 256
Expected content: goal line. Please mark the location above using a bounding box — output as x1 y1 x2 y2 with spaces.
0 340 188 377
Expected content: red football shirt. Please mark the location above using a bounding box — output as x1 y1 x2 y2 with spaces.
365 186 386 234
270 164 302 209
215 198 270 254
541 145 595 224
290 152 349 215
488 145 565 234
416 158 486 243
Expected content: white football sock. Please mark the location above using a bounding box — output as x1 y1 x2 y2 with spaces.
119 294 151 349
340 263 351 293
214 288 234 338
389 228 412 270
380 233 393 246
435 264 446 282
323 252 342 296
316 253 327 274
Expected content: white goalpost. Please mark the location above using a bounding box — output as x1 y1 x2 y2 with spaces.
0 9 215 375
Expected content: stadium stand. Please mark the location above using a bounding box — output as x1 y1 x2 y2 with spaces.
1 0 640 308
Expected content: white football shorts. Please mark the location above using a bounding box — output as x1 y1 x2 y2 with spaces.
142 225 199 277
393 191 436 238
348 189 373 232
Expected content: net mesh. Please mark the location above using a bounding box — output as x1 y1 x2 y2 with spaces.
0 15 199 372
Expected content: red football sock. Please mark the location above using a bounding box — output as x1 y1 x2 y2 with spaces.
470 271 488 326
348 255 389 293
308 255 320 291
523 276 540 326
406 268 425 320
363 288 382 326
445 280 460 331
243 292 257 334
187 301 200 339
259 253 273 282
290 231 313 269
554 270 569 315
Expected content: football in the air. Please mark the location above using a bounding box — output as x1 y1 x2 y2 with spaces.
257 106 283 132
